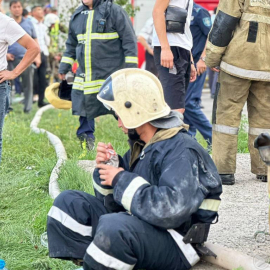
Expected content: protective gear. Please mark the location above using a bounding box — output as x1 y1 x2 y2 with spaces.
59 1 138 120
97 69 171 129
207 0 270 177
206 0 270 80
45 83 72 110
211 71 270 176
47 127 222 269
220 174 235 186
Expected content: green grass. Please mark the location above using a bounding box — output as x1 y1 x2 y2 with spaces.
0 103 249 269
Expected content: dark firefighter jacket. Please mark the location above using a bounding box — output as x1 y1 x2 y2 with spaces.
93 126 222 268
206 0 270 81
59 2 138 119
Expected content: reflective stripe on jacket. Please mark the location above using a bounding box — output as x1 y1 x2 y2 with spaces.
93 128 222 268
59 2 138 118
206 0 270 81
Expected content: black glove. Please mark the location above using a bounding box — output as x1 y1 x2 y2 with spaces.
58 80 72 101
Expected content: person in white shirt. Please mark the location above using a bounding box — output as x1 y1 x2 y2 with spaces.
31 5 50 108
0 0 39 164
153 0 197 114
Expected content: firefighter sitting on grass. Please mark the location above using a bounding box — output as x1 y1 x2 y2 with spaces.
47 69 222 270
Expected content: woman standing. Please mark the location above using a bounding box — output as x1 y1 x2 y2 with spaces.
0 0 39 164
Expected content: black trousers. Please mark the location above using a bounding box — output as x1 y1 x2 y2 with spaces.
145 51 158 77
47 190 190 270
154 46 191 109
33 52 48 105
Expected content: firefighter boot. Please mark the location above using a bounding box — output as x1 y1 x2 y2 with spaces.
219 174 235 185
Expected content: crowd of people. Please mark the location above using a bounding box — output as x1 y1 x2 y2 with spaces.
5 1 62 112
0 0 270 269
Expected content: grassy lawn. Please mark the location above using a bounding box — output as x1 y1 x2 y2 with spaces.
0 103 249 270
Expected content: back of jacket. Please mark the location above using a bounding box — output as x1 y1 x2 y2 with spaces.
206 0 270 81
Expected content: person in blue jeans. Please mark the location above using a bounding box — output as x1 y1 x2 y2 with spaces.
0 1 39 164
184 3 212 147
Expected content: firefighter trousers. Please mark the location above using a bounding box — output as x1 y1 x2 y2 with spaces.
212 71 270 175
47 190 190 270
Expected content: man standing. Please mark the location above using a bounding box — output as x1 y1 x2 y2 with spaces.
206 0 270 185
0 0 39 163
184 3 212 146
47 69 222 270
59 0 137 151
7 0 41 113
153 0 197 114
31 6 50 108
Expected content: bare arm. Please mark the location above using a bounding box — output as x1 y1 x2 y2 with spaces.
0 34 40 83
196 43 207 76
137 36 153 55
190 52 197 82
153 0 174 69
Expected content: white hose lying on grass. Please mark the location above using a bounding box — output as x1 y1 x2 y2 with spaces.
30 104 66 199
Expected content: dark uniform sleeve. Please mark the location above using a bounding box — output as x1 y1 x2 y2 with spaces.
113 6 138 68
197 9 212 37
206 0 244 68
92 151 130 213
59 19 77 74
112 149 218 229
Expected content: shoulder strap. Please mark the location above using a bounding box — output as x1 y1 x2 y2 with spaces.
185 0 190 11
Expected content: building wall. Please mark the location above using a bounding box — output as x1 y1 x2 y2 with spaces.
134 0 155 34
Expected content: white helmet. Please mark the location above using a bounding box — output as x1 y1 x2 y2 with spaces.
97 69 171 129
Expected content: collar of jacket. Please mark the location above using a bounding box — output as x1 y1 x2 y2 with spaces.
143 127 185 151
129 127 185 168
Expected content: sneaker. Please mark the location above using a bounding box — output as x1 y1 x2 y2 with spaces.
257 175 268 182
78 134 95 151
220 174 235 185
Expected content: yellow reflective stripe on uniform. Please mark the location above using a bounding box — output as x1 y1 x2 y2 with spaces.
61 57 75 65
74 77 84 83
84 80 105 87
48 206 93 237
85 11 95 83
249 127 270 136
91 32 119 39
125 56 138 64
242 13 270 25
93 181 114 196
87 243 135 270
199 199 221 212
73 83 84 91
121 177 150 212
77 34 86 41
212 124 239 135
84 86 101 94
221 61 270 81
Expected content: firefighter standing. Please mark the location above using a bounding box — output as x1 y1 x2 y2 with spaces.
59 0 138 150
47 69 222 270
206 0 270 185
